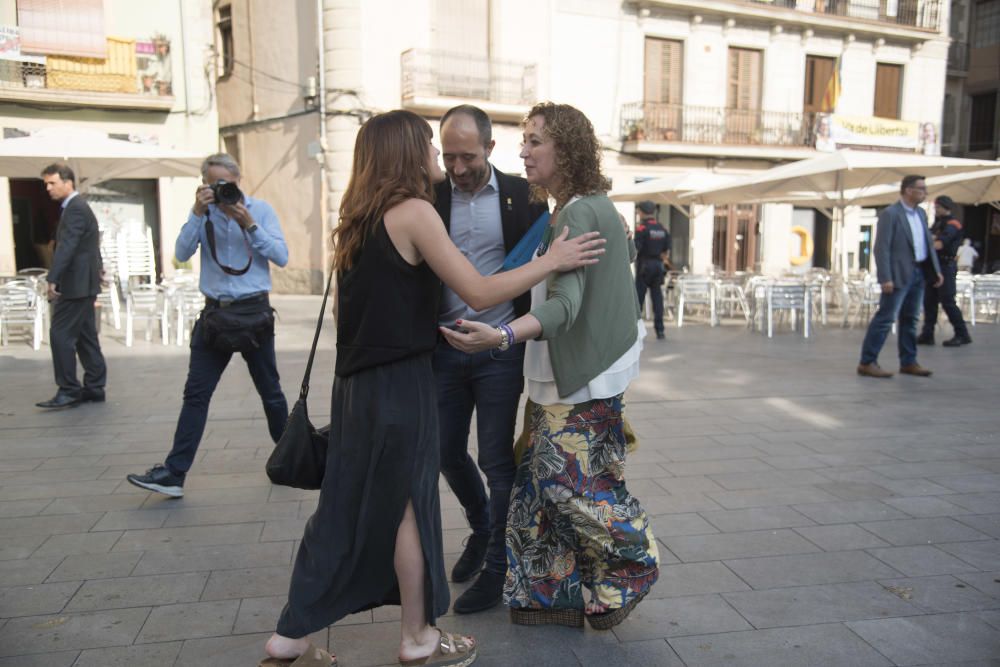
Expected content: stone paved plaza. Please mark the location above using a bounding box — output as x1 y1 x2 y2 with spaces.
1 295 998 666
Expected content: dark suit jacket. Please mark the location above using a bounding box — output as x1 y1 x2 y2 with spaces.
48 194 103 299
434 166 548 318
873 200 941 288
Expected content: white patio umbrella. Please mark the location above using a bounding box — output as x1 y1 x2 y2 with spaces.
0 126 202 188
681 149 1000 274
609 172 736 216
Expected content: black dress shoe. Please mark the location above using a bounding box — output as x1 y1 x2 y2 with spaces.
81 388 105 403
451 533 489 583
655 331 665 340
36 393 81 409
916 334 934 345
453 570 504 614
942 335 972 347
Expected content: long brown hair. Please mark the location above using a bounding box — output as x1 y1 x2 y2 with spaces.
524 102 610 207
333 110 435 271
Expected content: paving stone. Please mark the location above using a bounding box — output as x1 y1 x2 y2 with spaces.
611 594 753 641
876 574 999 613
0 535 47 561
954 513 1000 538
646 562 750 599
938 540 1000 570
40 495 148 515
0 480 122 502
847 613 1000 665
815 481 897 500
648 513 719 537
859 517 992 546
654 476 726 495
722 581 920 628
261 518 307 542
0 650 79 667
699 507 815 533
928 473 1000 493
200 565 292 600
641 493 723 514
173 631 325 667
867 545 984 577
867 461 991 480
65 572 208 612
232 595 285 634
45 552 142 583
954 571 1000 597
947 493 1000 514
135 599 239 644
708 469 831 491
72 641 183 667
90 509 171 531
883 495 971 518
34 532 123 558
0 581 81 617
0 499 51 518
791 500 909 524
0 608 149 656
668 623 894 667
131 541 293 576
574 638 684 666
0 513 102 537
0 556 62 586
793 524 891 551
112 523 263 552
662 529 821 562
723 551 901 589
707 486 841 510
662 459 774 477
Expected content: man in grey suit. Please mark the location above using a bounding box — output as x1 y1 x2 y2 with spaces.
857 174 943 378
36 163 107 408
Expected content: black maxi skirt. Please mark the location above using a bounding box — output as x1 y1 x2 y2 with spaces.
276 352 450 637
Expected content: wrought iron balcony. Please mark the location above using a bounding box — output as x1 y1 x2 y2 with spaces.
620 102 815 148
400 49 536 118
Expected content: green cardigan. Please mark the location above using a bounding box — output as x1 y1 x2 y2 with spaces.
530 194 641 398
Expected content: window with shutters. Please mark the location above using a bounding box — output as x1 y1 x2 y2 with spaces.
217 5 233 79
803 55 835 114
432 0 490 99
873 63 902 119
643 38 683 141
726 48 762 144
17 0 106 58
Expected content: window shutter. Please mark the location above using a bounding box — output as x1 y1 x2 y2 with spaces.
644 38 663 102
874 63 902 119
18 0 106 58
728 48 761 110
644 38 683 104
804 56 835 113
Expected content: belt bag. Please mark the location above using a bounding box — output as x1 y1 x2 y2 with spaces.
200 300 274 353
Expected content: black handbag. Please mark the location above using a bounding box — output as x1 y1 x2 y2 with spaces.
265 266 333 489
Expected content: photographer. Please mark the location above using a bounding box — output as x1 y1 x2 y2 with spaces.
126 153 289 497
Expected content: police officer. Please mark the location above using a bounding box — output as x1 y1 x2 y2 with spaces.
918 195 972 347
634 200 671 340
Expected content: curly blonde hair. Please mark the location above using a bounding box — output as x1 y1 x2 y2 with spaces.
524 102 610 207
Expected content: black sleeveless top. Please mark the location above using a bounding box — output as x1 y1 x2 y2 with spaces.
335 218 441 377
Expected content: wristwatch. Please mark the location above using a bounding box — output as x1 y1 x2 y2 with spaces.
246 223 258 234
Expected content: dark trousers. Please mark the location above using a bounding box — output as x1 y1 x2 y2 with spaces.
860 266 924 367
635 261 665 335
921 261 969 339
433 340 524 575
165 318 288 477
49 295 106 397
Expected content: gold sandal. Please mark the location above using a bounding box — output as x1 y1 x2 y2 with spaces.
399 628 477 667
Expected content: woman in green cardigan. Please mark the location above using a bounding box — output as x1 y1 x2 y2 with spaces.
441 102 659 630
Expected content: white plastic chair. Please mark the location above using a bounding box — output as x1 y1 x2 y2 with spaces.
676 276 717 327
0 281 44 350
124 281 168 346
765 281 811 338
970 275 1000 326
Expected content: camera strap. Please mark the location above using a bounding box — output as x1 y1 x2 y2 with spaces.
204 215 253 276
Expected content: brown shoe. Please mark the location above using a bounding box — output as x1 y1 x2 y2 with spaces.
857 363 893 378
899 363 932 377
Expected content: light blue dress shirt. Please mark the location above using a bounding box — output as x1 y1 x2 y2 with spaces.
175 196 288 300
61 191 79 209
901 203 928 263
438 166 515 327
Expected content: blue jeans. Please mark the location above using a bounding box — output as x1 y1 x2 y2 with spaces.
433 340 524 575
860 266 925 367
165 319 288 476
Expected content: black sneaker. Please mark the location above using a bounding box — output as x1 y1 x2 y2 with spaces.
916 334 934 345
451 533 489 583
453 569 504 614
942 335 972 347
126 464 184 498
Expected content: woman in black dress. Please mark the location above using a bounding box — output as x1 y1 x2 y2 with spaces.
261 110 604 667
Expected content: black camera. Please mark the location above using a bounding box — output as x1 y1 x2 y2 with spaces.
210 180 243 206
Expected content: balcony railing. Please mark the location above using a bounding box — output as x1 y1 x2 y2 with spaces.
948 41 969 73
400 49 536 107
621 102 815 148
734 0 942 31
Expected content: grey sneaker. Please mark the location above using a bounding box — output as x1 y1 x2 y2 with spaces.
126 464 184 498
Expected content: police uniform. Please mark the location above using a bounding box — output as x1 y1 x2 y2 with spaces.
634 215 671 338
919 213 971 346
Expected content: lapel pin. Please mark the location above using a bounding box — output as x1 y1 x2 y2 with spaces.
506 197 512 210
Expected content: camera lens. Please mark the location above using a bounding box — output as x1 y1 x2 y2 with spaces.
212 180 243 206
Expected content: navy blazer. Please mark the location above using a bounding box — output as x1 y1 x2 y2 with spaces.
48 195 103 299
434 166 548 318
873 201 941 288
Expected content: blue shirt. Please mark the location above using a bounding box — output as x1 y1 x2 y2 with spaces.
61 191 79 209
438 166 515 327
175 195 288 300
901 202 928 263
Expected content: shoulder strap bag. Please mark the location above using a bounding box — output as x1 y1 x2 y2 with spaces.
265 265 334 489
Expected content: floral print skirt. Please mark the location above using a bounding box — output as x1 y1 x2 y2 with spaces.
504 394 659 612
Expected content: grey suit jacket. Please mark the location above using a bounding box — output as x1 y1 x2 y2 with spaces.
48 195 103 299
873 201 941 288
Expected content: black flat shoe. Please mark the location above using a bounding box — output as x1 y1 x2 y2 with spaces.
81 388 106 403
36 393 81 409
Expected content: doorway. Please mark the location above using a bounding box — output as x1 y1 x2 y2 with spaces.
712 204 760 273
9 179 61 271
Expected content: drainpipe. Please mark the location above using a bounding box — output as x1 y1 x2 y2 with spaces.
177 0 190 115
316 0 329 291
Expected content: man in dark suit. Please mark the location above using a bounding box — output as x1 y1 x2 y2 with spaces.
857 174 943 378
434 104 548 614
37 163 107 408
